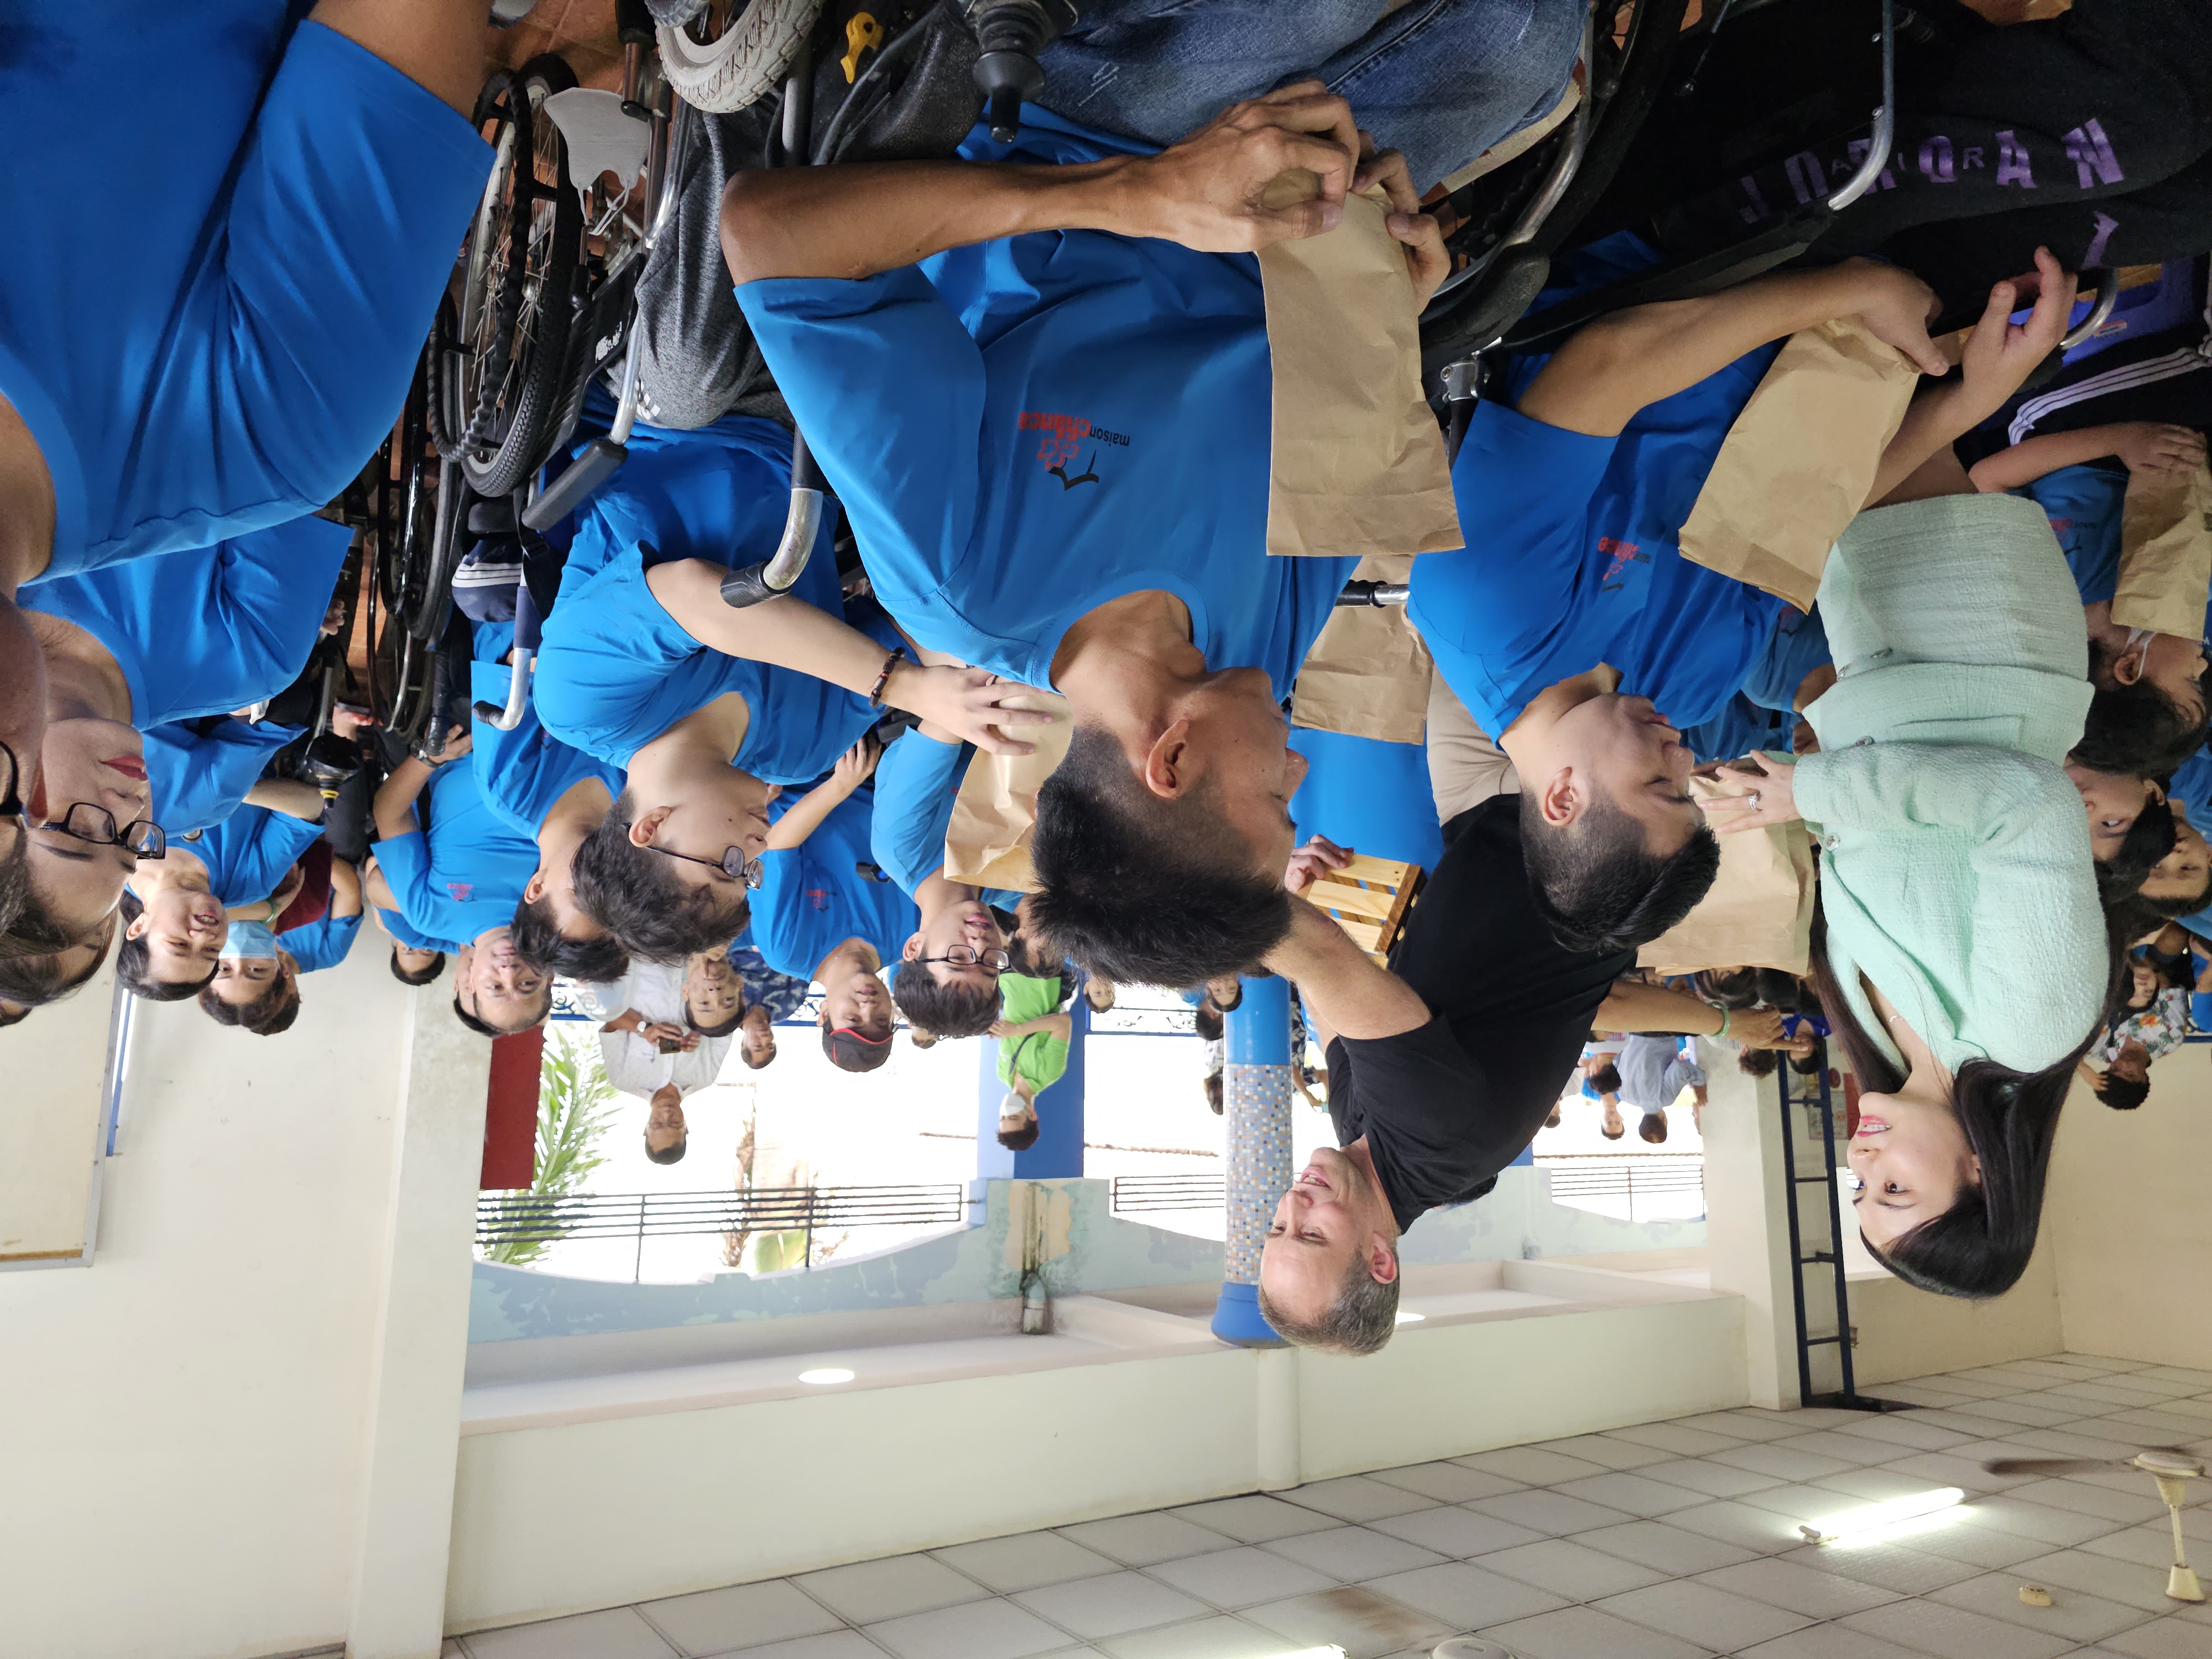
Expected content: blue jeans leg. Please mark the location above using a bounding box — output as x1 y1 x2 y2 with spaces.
1036 0 1585 190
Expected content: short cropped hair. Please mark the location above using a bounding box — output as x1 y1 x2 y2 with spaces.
0 1003 27 1027
389 946 447 986
996 1119 1040 1151
1589 1062 1623 1094
2075 641 2212 777
453 996 499 1037
689 1004 744 1039
2096 1070 2150 1110
1193 1003 1224 1043
572 795 750 963
644 1133 688 1165
1738 1047 1780 1078
1519 790 1720 954
116 891 217 1001
0 832 28 938
890 958 1001 1038
199 974 298 1035
1028 726 1291 988
510 893 631 983
1258 1253 1400 1355
1638 1112 1668 1144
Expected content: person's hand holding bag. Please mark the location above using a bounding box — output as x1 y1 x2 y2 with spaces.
1704 753 1801 835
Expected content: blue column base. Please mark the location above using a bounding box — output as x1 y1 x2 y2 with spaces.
1211 1280 1287 1348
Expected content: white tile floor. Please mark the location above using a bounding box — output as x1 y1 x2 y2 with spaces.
450 1354 2212 1659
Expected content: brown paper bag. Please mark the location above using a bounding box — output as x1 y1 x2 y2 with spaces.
1290 552 1432 745
942 690 1072 895
2111 462 2212 641
1677 319 1920 613
1637 772 1817 977
1257 181 1462 562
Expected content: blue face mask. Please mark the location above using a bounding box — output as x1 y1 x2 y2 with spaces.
220 920 280 962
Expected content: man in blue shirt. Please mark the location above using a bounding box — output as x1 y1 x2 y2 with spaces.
1406 253 1974 951
722 86 1452 990
469 659 632 985
370 729 549 1036
748 738 920 1074
534 419 1049 963
1965 422 2212 779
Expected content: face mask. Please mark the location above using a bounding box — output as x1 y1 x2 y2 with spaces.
220 920 280 962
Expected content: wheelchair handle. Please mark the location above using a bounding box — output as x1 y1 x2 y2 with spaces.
479 578 540 732
1335 581 1410 608
2060 268 2121 353
1825 0 1895 212
722 431 827 608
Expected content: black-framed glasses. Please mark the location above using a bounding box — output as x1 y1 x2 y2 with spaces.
919 946 1011 973
0 738 21 824
646 842 762 889
40 802 165 860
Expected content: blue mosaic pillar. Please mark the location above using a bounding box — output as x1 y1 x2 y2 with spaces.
1213 974 1293 1347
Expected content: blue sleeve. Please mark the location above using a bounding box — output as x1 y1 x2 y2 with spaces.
869 732 968 896
375 905 460 955
197 806 325 906
736 268 985 622
749 849 821 981
281 910 362 973
144 719 301 838
373 829 475 945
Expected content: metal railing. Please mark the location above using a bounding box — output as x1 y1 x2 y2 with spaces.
1110 1173 1227 1213
1536 1157 1705 1222
477 1183 969 1276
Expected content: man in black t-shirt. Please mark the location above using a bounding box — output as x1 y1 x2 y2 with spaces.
1256 804 1785 1356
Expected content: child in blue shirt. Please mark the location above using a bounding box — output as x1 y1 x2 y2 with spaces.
723 88 1452 990
870 726 1027 1040
534 416 1047 964
749 739 920 1074
119 802 324 999
1968 421 2211 778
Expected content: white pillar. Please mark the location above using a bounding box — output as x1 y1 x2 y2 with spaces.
1697 1037 1801 1410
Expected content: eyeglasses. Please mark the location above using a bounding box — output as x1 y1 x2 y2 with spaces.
0 739 21 824
40 802 165 860
646 841 763 889
919 946 1011 973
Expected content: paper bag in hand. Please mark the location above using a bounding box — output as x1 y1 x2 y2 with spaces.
1638 769 1817 977
2112 461 2212 643
1678 319 1919 613
1291 552 1433 745
1256 170 1462 562
943 690 1072 895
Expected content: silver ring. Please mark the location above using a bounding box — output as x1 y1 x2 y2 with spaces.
1748 790 1762 811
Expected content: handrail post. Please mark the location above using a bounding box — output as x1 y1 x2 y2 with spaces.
634 1193 647 1284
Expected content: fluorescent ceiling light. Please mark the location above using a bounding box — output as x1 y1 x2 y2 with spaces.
1799 1486 1964 1543
1395 1311 1425 1324
798 1368 855 1386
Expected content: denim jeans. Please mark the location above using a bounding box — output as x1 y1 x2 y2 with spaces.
1035 0 1587 191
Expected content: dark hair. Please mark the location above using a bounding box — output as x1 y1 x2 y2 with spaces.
1211 979 1244 1013
1258 1251 1400 1355
889 958 1001 1038
1599 1115 1625 1140
1638 1112 1668 1144
453 995 499 1037
389 945 447 986
1589 1061 1623 1095
199 972 298 1035
0 830 27 939
116 890 217 1001
996 1119 1040 1151
644 1133 688 1165
739 1041 773 1069
2095 1068 2150 1110
2075 641 2212 777
0 917 115 1006
1203 1072 1223 1112
571 796 751 963
510 892 632 983
0 879 81 956
1028 726 1292 988
689 1003 745 1039
1739 1047 1780 1078
0 1002 27 1027
823 1022 893 1073
2093 794 2177 910
1517 791 1721 954
455 982 552 1037
1808 906 2110 1300
1193 1003 1224 1042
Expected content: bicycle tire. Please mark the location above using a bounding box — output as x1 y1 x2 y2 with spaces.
424 290 466 463
659 0 823 114
458 57 583 497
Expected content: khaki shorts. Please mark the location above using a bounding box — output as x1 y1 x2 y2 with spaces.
1427 675 1520 824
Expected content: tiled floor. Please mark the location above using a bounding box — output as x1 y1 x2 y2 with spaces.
451 1354 2212 1659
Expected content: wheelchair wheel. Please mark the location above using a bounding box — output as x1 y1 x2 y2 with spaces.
456 57 582 498
658 0 823 114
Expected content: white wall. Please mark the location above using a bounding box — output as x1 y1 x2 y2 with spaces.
0 958 118 1262
0 941 433 1659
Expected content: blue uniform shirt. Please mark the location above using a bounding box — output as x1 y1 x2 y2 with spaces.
24 519 352 726
2020 464 2126 605
753 785 921 982
187 806 324 906
373 758 539 945
469 660 624 840
377 908 461 956
280 909 362 974
736 109 1352 697
532 418 894 780
2 13 491 577
2169 752 2212 822
869 731 1025 906
145 718 302 838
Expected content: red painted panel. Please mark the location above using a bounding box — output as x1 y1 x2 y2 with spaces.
481 1027 542 1191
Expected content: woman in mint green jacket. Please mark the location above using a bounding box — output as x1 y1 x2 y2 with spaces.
1714 486 2117 1300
